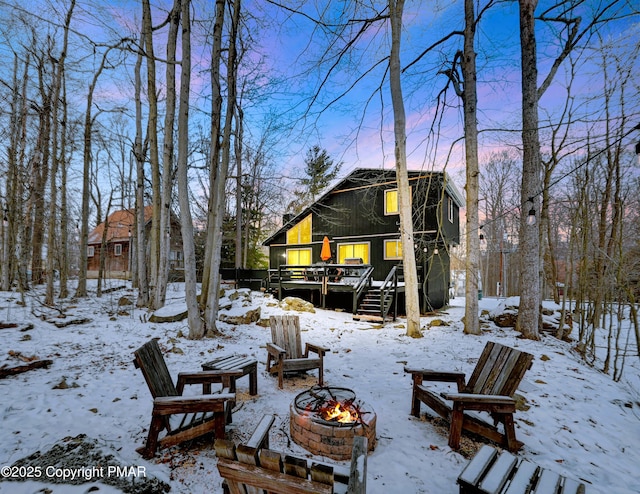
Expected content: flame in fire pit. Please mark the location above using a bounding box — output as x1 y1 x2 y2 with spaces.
294 386 367 426
319 399 360 423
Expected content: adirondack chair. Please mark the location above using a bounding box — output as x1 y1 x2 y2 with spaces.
405 341 534 452
266 315 329 389
133 338 239 459
216 414 367 494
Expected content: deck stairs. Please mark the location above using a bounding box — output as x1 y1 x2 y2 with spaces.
353 288 395 322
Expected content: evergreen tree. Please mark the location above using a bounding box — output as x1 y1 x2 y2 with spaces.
289 146 342 213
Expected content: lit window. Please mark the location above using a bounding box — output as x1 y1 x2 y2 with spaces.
385 187 411 215
448 197 454 223
384 189 399 215
384 239 403 260
286 215 312 244
286 248 312 266
337 243 370 264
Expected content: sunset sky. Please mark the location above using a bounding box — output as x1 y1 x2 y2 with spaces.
0 0 638 190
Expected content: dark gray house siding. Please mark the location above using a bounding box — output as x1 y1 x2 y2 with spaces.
264 168 463 311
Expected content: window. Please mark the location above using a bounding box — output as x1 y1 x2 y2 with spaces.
448 197 454 223
286 248 312 266
114 244 122 256
385 187 411 215
384 189 399 215
286 214 312 244
337 243 370 264
384 239 403 260
87 246 95 257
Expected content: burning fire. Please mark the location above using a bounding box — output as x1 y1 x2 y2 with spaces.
318 399 360 424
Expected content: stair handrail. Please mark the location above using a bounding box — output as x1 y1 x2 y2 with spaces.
352 265 374 312
379 265 398 321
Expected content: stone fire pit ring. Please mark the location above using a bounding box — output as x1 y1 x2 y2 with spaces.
290 386 377 461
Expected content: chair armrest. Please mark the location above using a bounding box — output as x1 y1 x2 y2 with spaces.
152 393 235 415
404 367 466 390
444 393 515 411
244 414 275 450
266 342 286 358
176 370 243 394
305 342 329 356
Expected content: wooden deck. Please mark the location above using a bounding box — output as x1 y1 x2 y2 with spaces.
267 263 403 319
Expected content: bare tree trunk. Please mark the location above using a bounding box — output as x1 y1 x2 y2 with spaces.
388 0 421 337
3 53 28 291
204 0 239 334
46 0 74 305
75 44 119 298
201 0 226 304
31 53 53 287
59 74 70 299
97 199 113 297
154 1 181 309
461 0 481 335
134 32 150 307
142 0 161 302
235 105 243 270
176 0 204 338
517 0 541 340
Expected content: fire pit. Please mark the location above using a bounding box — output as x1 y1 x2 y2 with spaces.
290 386 377 461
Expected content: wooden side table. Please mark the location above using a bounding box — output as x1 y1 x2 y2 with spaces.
202 355 258 395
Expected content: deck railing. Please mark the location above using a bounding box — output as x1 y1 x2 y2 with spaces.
379 265 399 321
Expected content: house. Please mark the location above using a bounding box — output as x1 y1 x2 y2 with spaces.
263 168 464 317
87 207 184 280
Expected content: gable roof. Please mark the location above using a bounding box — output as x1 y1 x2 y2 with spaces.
87 206 153 245
263 168 464 245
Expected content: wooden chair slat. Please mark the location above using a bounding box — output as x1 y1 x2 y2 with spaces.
284 455 309 479
259 449 283 472
134 338 178 398
477 449 517 493
310 463 334 485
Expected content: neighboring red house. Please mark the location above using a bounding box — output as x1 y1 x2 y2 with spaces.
87 206 183 280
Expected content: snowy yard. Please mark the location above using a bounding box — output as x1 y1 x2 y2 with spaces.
0 282 638 493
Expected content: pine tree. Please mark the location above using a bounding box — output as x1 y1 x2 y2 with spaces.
289 146 341 213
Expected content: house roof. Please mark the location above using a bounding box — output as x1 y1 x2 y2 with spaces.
87 206 153 245
263 167 464 245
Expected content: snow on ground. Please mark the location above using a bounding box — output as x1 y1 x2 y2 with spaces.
1 281 639 493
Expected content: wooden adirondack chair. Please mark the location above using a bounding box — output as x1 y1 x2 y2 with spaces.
133 339 239 459
266 315 329 389
216 414 367 494
405 341 534 452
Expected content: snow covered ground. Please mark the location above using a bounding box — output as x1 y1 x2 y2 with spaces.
0 281 638 493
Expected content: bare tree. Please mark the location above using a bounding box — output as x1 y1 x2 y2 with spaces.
517 0 542 340
389 0 421 337
45 0 74 305
203 0 241 334
154 1 181 310
459 0 481 335
176 0 203 339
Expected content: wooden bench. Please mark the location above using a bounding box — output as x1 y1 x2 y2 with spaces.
458 445 586 494
215 414 367 494
405 341 534 452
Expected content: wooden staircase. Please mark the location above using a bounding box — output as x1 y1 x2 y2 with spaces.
353 288 395 322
